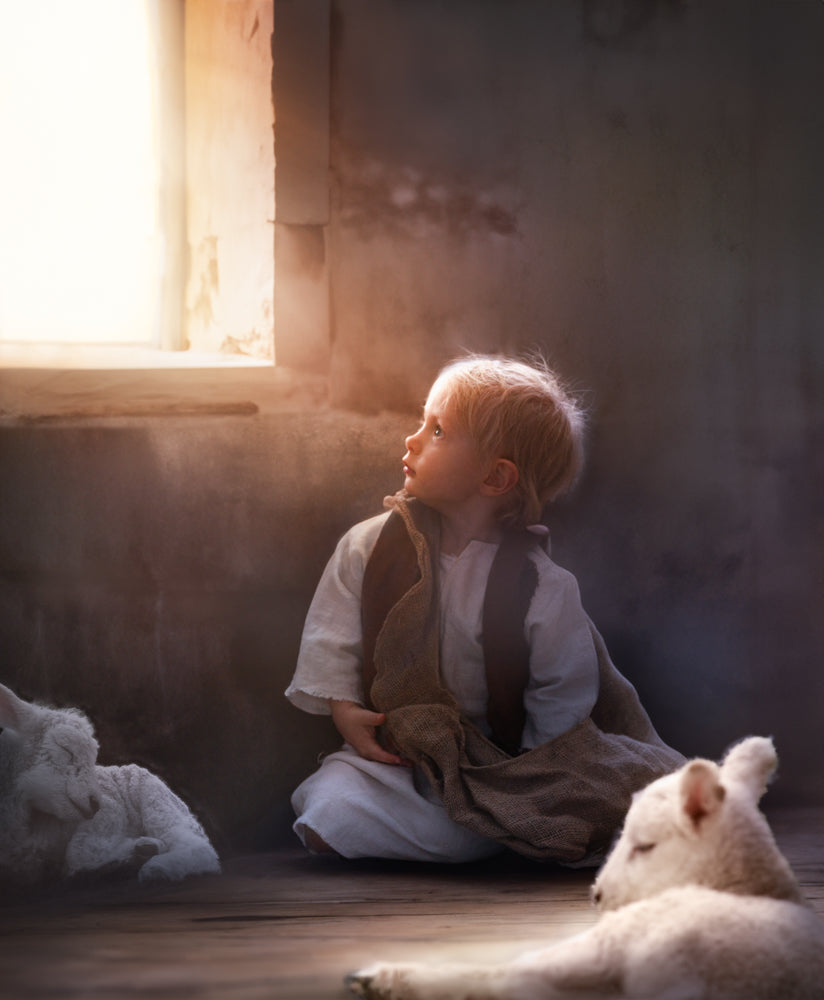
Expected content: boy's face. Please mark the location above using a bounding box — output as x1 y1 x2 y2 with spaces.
402 377 489 516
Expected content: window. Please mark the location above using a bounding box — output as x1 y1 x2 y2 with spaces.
0 0 275 367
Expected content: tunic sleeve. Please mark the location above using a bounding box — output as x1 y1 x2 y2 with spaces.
521 551 600 749
284 513 389 715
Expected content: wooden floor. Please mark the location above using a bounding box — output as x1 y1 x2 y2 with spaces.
1 808 822 1000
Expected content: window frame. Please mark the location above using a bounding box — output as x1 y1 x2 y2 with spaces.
0 0 331 418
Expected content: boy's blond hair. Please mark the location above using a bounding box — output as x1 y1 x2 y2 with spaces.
437 354 586 528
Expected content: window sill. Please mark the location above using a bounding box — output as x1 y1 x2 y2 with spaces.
0 346 328 423
0 343 274 371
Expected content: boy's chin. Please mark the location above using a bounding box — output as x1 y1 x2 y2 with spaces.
402 485 432 509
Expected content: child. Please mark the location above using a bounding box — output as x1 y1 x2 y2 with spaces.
285 355 683 865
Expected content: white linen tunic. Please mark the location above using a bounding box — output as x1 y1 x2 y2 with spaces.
285 512 599 861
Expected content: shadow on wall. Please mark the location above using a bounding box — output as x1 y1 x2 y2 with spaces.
0 410 411 851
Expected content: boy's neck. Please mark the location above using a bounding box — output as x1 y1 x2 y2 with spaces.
437 506 502 557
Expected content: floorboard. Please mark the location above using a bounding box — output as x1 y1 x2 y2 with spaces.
1 807 821 1000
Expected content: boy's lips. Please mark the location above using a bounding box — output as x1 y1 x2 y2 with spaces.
403 462 415 477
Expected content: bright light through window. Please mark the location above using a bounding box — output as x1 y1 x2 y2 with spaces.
0 1 161 345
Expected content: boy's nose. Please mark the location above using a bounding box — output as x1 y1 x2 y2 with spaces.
405 431 420 453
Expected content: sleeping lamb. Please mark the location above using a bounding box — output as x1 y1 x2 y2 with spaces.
0 682 220 883
348 736 824 1000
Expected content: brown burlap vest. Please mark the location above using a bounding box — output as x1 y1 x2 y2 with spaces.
362 501 540 755
359 494 685 864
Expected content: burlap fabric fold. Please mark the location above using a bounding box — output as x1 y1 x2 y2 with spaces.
367 493 686 865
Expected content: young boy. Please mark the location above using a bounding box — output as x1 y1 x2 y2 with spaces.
286 355 682 864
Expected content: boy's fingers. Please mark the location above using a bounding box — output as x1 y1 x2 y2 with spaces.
357 733 408 767
359 709 386 725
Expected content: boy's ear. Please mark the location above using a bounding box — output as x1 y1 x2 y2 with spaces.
481 459 519 497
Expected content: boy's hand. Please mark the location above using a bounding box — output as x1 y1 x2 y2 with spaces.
330 700 410 766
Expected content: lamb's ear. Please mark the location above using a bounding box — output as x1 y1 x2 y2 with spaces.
720 736 777 803
0 683 31 734
680 760 725 830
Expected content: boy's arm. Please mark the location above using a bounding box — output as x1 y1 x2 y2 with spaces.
522 557 600 748
285 513 390 715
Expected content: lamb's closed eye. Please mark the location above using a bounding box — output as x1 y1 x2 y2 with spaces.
630 842 656 858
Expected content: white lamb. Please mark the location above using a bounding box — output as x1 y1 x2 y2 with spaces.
0 682 220 883
348 736 824 1000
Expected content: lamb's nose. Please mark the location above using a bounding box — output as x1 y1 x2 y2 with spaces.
591 887 602 906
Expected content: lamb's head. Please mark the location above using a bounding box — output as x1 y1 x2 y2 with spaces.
0 683 101 824
591 736 802 912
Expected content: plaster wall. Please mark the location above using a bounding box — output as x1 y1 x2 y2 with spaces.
326 0 824 793
0 0 822 853
0 406 409 849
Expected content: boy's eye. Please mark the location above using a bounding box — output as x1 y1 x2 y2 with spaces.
433 425 443 437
